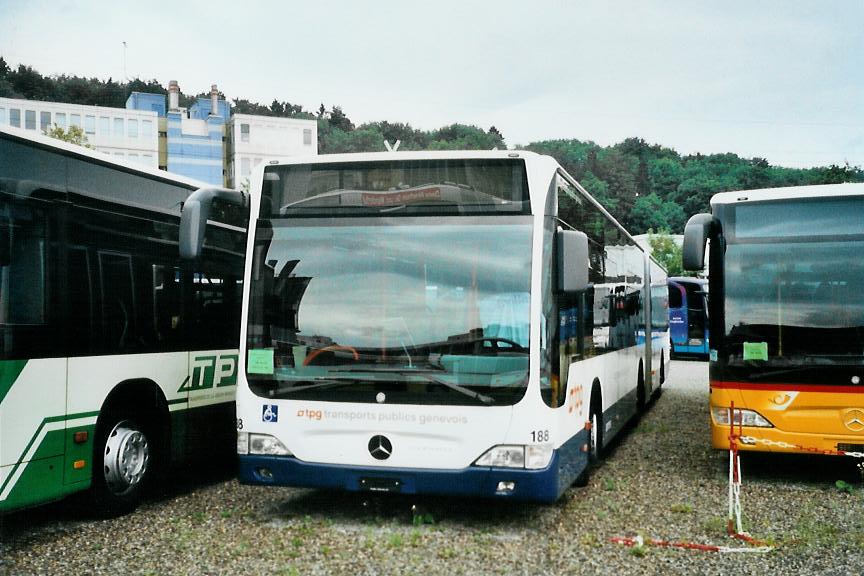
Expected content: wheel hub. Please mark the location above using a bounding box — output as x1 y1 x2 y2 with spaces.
103 420 149 495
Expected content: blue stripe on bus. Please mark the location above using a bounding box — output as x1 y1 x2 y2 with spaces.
239 429 589 503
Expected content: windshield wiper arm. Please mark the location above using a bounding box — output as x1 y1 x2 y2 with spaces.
274 377 358 394
745 367 818 380
414 371 495 405
336 368 494 405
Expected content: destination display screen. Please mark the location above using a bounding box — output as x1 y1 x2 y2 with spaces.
260 158 530 217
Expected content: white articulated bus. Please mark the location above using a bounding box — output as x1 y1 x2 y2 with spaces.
181 151 670 502
0 125 247 514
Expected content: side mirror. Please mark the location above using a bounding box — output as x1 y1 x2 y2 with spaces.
682 213 715 271
557 229 589 293
180 187 248 260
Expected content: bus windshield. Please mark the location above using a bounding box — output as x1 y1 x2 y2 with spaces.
247 216 533 406
724 199 864 368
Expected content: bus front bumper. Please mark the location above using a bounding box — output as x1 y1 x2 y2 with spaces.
238 432 588 503
711 424 864 455
710 384 864 455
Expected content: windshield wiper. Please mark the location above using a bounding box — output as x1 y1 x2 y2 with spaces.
743 367 821 381
335 367 495 405
273 377 359 394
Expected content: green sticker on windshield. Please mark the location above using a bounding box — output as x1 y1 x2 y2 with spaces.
743 342 768 361
248 349 274 374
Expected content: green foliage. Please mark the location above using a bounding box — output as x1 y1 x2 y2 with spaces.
648 232 687 277
427 123 505 150
388 533 404 548
6 57 864 236
629 543 649 557
316 120 504 155
630 193 685 234
835 479 854 494
411 512 435 527
525 139 863 235
43 124 91 148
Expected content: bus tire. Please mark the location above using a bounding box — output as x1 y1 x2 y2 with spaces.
588 393 604 464
91 409 156 515
660 353 666 385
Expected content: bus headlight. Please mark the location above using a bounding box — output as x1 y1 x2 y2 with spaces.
711 407 773 428
474 445 525 468
474 444 554 469
239 433 293 456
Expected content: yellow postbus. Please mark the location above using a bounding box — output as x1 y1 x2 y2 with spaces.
683 183 864 455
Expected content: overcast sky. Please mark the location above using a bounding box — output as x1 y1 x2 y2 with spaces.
1 0 861 168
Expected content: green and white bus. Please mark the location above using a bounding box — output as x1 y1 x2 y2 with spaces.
0 125 247 514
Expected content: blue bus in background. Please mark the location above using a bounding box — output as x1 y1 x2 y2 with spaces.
668 277 709 358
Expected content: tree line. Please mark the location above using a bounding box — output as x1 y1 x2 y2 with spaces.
2 58 860 235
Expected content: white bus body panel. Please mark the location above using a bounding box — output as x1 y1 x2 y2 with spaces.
0 359 66 485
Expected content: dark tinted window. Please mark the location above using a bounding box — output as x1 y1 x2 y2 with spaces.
734 197 864 240
66 247 94 354
262 159 530 217
0 135 66 359
0 196 51 358
668 283 683 309
99 252 136 351
0 132 246 359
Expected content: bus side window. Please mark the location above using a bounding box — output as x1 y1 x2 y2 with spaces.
99 252 136 352
66 247 93 355
153 265 182 347
0 198 51 358
191 270 242 349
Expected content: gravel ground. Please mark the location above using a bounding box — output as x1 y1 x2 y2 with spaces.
2 360 864 575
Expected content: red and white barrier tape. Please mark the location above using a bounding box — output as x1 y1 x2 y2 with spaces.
611 403 775 554
610 535 773 554
612 404 864 553
737 436 864 458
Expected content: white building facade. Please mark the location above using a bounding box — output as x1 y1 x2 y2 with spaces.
0 97 159 168
226 113 317 188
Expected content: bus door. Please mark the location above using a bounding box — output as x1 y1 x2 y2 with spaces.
184 264 241 458
685 282 708 348
668 281 687 350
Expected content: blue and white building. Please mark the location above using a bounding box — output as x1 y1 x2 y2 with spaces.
2 80 319 188
127 82 228 185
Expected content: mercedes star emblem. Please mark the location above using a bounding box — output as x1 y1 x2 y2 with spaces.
843 409 864 433
368 435 393 460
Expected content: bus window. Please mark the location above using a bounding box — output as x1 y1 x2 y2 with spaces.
66 247 94 355
99 252 136 352
190 270 242 349
152 264 182 347
0 197 50 358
